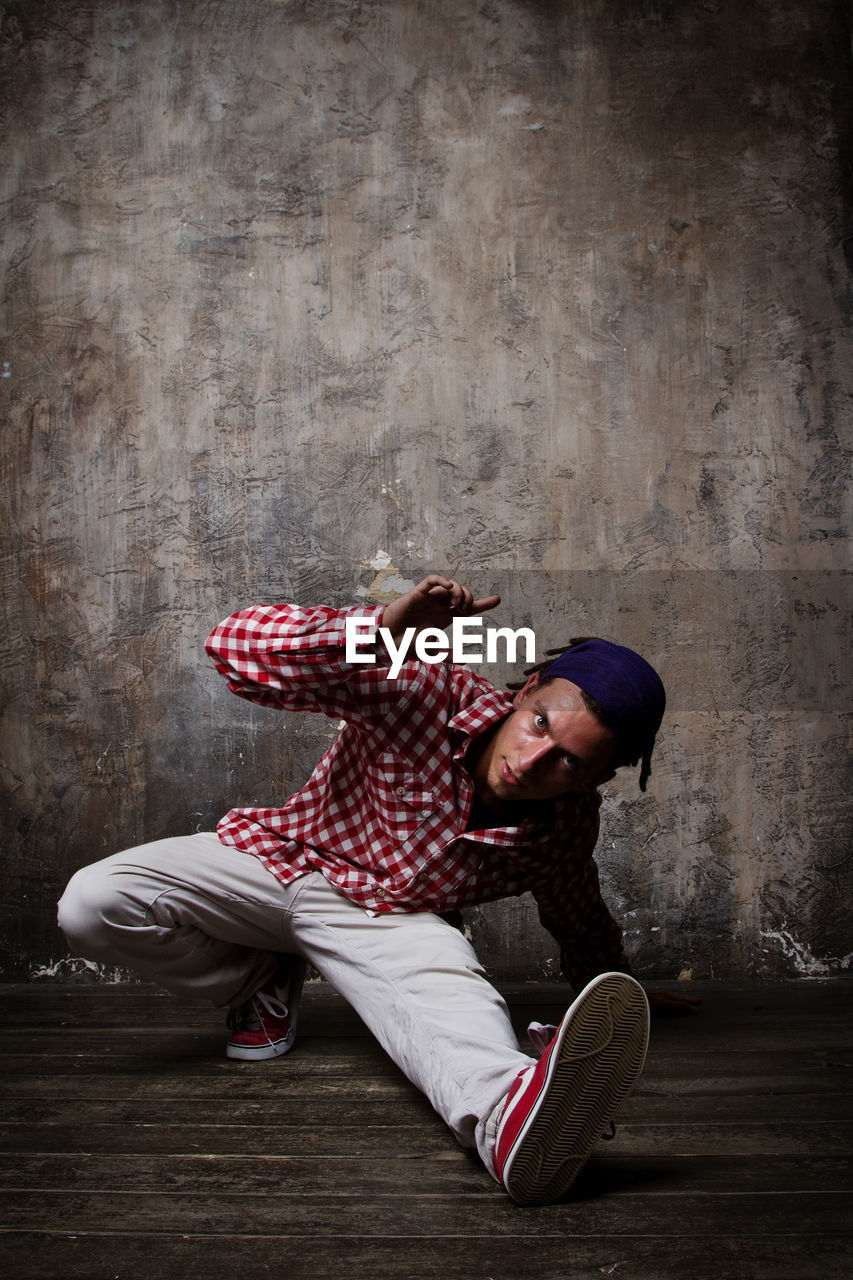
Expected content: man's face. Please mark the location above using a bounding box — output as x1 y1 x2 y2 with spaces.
470 674 617 807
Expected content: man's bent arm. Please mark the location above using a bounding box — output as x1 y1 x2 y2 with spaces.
205 601 388 720
533 827 633 991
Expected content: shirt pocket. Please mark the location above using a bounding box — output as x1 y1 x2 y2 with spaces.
367 753 436 840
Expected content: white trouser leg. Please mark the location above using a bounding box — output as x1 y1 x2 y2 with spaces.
57 833 294 1006
57 835 531 1164
278 871 531 1163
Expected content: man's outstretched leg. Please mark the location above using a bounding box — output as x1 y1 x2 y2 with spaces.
274 875 650 1206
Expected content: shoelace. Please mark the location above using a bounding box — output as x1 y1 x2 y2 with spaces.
527 1020 558 1054
229 989 291 1038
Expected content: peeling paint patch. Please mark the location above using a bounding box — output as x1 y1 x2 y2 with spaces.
356 549 417 604
29 956 141 983
760 925 853 976
364 550 393 571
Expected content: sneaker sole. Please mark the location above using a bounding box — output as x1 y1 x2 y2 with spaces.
502 972 649 1207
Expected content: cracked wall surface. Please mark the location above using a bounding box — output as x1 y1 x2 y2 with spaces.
1 0 850 981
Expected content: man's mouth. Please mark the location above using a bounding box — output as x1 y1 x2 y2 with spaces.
501 760 525 788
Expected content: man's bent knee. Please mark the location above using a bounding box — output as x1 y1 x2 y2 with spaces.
57 860 129 956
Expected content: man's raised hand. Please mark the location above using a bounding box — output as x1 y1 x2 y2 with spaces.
381 575 501 646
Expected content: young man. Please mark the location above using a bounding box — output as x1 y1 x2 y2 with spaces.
58 574 697 1207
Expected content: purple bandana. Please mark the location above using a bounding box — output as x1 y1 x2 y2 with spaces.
542 640 666 788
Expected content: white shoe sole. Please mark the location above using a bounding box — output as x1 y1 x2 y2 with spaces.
502 972 649 1206
226 1027 297 1060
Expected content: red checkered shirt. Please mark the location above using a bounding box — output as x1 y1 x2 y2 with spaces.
206 602 631 988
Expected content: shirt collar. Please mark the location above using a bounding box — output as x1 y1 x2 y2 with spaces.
448 686 513 757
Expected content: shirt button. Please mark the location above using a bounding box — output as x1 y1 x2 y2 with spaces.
396 787 406 797
375 886 386 898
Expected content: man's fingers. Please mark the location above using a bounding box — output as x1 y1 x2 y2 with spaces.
419 575 455 597
414 575 500 617
449 589 501 615
471 593 501 614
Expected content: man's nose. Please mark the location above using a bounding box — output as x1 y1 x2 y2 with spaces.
517 739 553 774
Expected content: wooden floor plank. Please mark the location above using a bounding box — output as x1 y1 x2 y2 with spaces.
1 1232 851 1280
4 977 851 1030
3 1143 852 1189
2 1189 852 1237
2 1041 849 1077
4 1088 851 1126
0 1149 848 1192
4 1062 851 1101
2 1118 851 1157
3 1026 852 1056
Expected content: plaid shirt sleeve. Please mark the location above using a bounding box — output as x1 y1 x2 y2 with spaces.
205 601 392 723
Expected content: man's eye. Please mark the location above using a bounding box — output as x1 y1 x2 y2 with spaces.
534 713 546 729
561 755 578 769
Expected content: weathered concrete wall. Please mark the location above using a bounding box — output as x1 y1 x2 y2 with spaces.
1 0 850 983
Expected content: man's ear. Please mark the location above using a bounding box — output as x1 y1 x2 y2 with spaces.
511 671 540 709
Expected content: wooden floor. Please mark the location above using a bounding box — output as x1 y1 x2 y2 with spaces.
1 979 851 1280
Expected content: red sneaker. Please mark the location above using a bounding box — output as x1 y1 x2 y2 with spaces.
226 956 307 1061
493 972 649 1206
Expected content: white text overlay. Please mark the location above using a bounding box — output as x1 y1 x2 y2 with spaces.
345 616 535 679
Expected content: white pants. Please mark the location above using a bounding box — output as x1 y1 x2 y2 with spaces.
57 833 533 1167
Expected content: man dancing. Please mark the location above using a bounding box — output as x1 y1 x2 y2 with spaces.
59 573 696 1206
